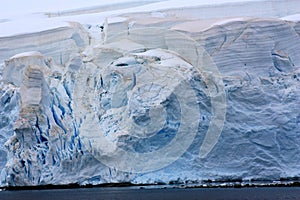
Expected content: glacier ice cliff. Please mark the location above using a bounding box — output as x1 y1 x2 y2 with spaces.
0 12 300 186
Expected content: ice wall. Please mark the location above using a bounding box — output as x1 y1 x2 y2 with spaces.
0 12 299 186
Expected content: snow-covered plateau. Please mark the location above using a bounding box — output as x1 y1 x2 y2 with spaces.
0 0 299 187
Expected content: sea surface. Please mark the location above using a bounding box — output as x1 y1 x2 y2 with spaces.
1 187 300 200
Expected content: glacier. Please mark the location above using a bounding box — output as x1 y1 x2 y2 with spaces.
0 0 300 187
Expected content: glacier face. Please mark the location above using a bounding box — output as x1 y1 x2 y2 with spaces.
0 10 300 186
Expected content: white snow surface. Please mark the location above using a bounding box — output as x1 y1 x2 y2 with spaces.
281 14 300 22
10 51 43 59
0 0 263 17
0 0 270 37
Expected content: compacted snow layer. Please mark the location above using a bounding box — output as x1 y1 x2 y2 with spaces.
0 0 299 187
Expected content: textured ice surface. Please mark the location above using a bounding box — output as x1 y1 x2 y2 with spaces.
0 0 300 187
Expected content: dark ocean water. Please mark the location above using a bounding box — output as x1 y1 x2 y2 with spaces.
1 187 300 200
